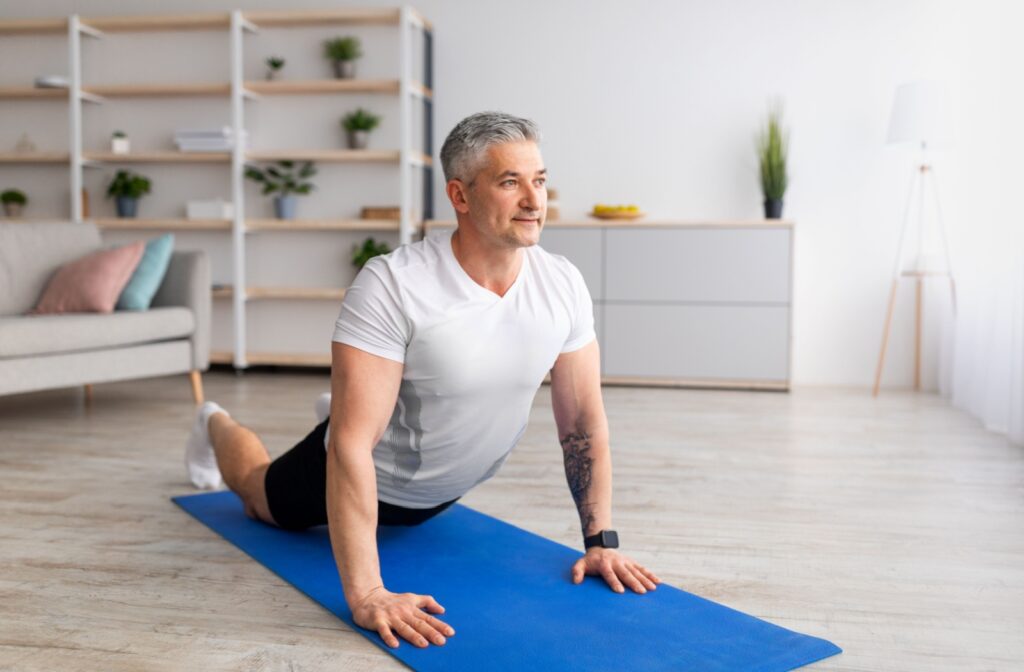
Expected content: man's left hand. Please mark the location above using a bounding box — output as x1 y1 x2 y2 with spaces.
571 548 662 594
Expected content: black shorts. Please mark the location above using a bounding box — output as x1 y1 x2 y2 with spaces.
263 418 459 531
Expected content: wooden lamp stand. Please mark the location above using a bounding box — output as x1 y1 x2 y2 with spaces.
872 160 957 396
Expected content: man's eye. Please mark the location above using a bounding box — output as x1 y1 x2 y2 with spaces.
535 179 547 187
503 180 516 187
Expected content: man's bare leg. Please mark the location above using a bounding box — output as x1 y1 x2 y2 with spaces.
207 412 278 526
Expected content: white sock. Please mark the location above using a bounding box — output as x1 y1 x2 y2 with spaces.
185 401 228 490
315 392 331 424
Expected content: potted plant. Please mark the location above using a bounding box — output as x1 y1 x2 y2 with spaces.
106 170 150 218
1 189 27 217
265 56 285 81
757 105 789 219
111 130 130 155
342 108 381 150
352 237 392 269
324 36 362 79
244 160 317 220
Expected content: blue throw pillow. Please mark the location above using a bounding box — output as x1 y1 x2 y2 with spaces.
116 233 175 311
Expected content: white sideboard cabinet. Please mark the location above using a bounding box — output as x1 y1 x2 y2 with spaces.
486 220 794 391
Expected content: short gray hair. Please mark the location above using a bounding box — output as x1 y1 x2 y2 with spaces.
440 111 541 183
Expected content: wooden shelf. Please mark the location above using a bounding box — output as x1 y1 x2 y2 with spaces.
245 79 400 96
245 149 401 163
208 350 233 365
0 217 70 223
83 83 231 98
83 151 231 163
242 9 401 28
247 218 401 232
80 14 231 32
93 218 232 231
0 152 69 164
213 285 348 301
211 349 334 367
0 10 431 35
0 18 67 35
93 217 404 232
424 219 795 230
0 87 67 100
64 79 432 99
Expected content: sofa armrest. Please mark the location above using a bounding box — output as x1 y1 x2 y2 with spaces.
151 250 210 371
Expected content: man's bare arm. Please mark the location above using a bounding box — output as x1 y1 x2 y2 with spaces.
327 342 454 648
550 338 661 594
550 339 612 537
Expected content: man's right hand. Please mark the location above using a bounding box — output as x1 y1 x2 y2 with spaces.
350 586 456 649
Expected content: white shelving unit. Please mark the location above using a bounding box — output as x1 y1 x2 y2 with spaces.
1 8 434 369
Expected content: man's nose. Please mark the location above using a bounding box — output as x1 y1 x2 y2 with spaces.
520 186 542 212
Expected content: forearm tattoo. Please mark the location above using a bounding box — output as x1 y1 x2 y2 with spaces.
561 430 595 533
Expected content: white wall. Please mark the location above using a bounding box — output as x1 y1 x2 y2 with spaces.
2 0 1017 387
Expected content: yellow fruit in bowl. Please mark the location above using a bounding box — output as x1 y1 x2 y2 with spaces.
591 203 642 216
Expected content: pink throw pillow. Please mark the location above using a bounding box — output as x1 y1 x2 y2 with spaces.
31 242 145 315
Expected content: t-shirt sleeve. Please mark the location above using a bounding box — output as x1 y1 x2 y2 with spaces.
332 258 409 363
561 263 597 353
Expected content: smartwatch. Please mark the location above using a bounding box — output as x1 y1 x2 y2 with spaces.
584 530 619 550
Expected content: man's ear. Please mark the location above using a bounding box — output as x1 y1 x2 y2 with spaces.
446 179 471 215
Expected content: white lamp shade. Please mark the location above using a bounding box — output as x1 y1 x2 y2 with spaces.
887 81 944 147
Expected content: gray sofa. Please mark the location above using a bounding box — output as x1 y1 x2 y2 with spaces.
0 221 210 401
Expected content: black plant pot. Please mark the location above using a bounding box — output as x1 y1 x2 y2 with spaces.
763 198 783 219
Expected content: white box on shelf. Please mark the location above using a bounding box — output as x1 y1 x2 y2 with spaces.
186 199 234 220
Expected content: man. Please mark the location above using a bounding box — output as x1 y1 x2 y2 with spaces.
184 111 661 650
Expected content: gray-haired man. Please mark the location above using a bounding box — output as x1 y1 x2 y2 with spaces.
184 111 661 650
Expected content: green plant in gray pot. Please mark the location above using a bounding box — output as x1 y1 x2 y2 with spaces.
342 108 381 150
1 188 27 217
244 160 316 220
106 170 151 218
352 236 392 269
757 104 789 219
265 56 285 81
324 36 362 79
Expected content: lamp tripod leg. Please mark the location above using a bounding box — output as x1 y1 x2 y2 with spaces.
873 278 900 397
915 277 923 391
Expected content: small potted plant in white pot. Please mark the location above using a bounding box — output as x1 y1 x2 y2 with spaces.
265 56 285 81
111 130 130 155
324 36 362 79
106 170 151 218
342 108 381 150
1 189 27 217
757 105 789 219
244 160 317 220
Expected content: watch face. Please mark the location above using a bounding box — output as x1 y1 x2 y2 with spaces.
601 530 619 548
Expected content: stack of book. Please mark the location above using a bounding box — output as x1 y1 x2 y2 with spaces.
174 127 245 153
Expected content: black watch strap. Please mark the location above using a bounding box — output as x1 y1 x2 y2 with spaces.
584 530 619 550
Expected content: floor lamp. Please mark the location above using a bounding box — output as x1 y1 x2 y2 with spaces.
873 81 957 396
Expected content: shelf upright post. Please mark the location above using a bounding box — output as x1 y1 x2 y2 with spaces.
398 6 413 246
229 10 248 369
422 22 434 221
68 15 84 222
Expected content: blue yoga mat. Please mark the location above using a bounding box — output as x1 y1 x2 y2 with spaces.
174 491 841 671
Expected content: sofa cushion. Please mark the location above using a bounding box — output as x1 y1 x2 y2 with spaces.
0 222 102 316
31 241 145 315
0 307 196 359
117 233 175 311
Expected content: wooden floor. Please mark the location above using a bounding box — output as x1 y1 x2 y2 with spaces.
0 371 1021 671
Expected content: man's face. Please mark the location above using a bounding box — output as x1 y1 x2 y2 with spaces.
458 140 547 249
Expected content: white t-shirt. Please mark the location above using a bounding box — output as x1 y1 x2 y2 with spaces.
328 228 596 508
